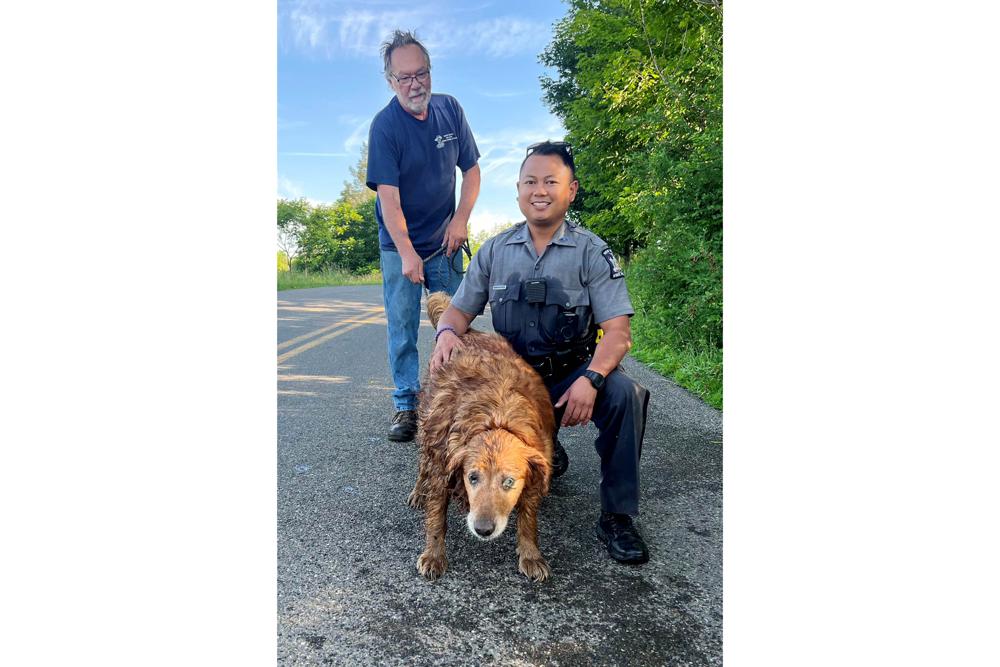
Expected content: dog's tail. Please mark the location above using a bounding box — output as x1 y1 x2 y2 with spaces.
426 291 452 329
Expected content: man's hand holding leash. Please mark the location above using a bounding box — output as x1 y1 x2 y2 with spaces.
442 215 469 258
443 163 480 257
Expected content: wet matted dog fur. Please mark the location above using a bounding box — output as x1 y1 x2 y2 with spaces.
408 292 554 581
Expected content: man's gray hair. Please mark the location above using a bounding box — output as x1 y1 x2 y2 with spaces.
380 29 431 80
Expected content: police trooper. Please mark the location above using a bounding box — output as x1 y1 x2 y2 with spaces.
430 141 651 565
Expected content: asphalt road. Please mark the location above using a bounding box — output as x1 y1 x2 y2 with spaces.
278 284 722 666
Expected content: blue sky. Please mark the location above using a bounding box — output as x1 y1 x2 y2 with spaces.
277 0 570 235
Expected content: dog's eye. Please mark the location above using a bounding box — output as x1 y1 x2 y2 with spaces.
502 477 515 490
468 472 479 485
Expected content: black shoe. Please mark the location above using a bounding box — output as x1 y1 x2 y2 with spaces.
551 438 569 478
595 512 650 564
388 410 417 442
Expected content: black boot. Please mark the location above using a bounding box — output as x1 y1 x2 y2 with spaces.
595 512 649 564
551 438 569 478
387 409 417 442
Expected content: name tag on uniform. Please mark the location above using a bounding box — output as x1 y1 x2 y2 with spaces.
492 284 506 291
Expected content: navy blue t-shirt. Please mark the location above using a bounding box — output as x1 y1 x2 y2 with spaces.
366 93 480 257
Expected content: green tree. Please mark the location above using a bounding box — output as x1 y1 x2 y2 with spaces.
540 0 722 351
469 220 517 256
295 199 380 274
297 202 356 272
277 198 310 271
339 140 376 207
342 196 380 273
278 141 382 275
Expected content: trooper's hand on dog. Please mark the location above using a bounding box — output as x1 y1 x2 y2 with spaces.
554 377 597 427
430 330 464 374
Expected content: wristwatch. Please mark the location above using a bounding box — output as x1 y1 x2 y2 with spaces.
582 369 606 391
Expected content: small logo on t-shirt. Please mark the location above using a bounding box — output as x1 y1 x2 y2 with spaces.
434 133 457 149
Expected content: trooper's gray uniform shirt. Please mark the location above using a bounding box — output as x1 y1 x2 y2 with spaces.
450 220 650 517
450 221 633 357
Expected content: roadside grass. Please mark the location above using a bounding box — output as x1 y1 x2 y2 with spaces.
278 269 381 291
626 270 723 410
628 318 722 409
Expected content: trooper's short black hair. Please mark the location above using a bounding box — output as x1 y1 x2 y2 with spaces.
520 141 576 179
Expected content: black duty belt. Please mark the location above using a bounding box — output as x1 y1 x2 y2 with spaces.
525 346 593 385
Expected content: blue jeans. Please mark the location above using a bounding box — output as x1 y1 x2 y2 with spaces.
380 248 464 412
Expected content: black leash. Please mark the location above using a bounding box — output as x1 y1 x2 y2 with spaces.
421 240 472 294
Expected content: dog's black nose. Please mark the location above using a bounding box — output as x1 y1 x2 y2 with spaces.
473 518 495 537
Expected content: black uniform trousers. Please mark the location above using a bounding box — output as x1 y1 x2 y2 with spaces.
546 360 650 516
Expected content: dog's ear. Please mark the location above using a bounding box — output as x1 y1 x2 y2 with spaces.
445 442 471 482
523 447 552 495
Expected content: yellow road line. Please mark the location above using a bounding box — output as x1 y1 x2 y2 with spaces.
277 312 385 364
277 307 384 351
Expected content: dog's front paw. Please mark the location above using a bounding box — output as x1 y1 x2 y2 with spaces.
407 487 425 509
417 550 448 580
518 554 550 582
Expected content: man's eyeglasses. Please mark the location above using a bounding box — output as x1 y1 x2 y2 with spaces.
391 69 430 87
526 141 573 157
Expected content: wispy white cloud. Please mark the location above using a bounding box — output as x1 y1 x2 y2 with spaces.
277 177 331 207
278 118 308 130
340 9 427 58
286 1 331 52
480 154 523 179
278 176 305 200
429 18 550 59
280 2 551 61
476 90 528 99
336 11 375 55
343 117 372 154
282 2 421 60
278 117 368 161
281 152 350 157
475 121 566 184
277 176 332 206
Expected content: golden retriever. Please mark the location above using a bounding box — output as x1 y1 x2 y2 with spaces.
407 292 554 581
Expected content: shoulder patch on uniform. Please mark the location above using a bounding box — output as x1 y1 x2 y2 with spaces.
602 248 625 279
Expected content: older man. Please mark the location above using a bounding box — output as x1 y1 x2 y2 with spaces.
366 29 481 441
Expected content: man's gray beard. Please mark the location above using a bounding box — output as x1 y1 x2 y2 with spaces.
405 99 428 115
403 89 428 114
